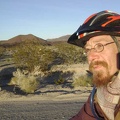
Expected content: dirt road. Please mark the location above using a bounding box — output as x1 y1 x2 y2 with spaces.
0 100 85 120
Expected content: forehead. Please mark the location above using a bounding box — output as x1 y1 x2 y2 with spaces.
85 35 113 45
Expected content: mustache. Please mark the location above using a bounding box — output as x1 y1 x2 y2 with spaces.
89 61 108 70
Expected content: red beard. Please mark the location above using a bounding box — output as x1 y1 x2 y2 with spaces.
89 61 112 87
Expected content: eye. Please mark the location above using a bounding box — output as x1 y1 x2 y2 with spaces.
95 43 103 52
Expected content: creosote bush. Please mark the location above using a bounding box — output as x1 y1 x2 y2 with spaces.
12 41 86 73
12 41 57 72
54 43 87 64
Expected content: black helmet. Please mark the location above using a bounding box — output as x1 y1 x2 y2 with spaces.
68 10 120 48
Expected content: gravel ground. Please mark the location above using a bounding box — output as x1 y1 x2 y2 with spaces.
0 100 85 120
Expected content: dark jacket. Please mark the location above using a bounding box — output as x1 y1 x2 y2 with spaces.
69 92 120 120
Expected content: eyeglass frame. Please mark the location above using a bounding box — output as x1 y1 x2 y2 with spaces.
84 41 115 55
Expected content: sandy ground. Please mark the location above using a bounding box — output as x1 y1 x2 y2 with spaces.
0 99 86 120
0 84 92 102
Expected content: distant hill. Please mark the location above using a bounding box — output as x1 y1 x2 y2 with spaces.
47 35 70 41
47 35 70 45
0 34 51 46
0 34 71 47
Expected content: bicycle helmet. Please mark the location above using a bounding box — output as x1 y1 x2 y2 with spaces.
68 10 120 48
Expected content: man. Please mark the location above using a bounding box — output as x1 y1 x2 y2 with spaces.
68 10 120 120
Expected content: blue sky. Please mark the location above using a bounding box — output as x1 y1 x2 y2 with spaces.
1 0 120 40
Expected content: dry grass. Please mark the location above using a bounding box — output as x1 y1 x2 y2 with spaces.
72 75 92 88
9 69 40 93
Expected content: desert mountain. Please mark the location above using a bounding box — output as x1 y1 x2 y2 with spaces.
47 35 70 45
47 35 70 41
0 34 51 46
0 34 71 46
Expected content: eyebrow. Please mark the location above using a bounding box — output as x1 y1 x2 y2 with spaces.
85 40 102 47
84 40 113 48
93 39 106 43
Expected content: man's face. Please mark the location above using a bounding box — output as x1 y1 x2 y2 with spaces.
85 35 118 87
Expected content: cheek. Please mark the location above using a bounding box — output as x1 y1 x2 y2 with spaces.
106 54 114 64
105 51 118 74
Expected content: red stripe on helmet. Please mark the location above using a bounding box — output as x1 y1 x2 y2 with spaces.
84 13 96 24
102 16 120 27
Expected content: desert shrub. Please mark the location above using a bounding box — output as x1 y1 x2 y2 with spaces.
54 43 86 64
0 46 5 57
72 75 92 88
12 42 57 72
9 69 40 94
12 41 87 73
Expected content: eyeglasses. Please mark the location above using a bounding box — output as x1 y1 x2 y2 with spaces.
84 41 115 55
